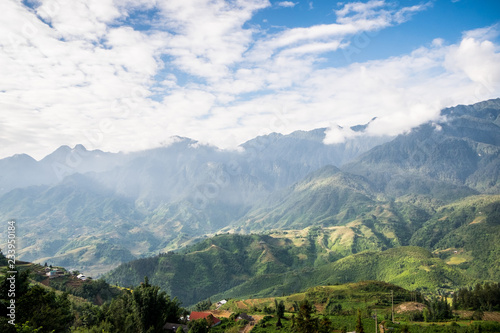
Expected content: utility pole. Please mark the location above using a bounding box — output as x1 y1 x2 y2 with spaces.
391 290 394 322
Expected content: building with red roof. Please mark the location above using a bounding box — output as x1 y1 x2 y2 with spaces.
189 312 221 327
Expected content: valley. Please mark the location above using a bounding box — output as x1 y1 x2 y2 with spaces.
1 98 500 320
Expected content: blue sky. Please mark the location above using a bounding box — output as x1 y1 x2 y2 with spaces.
1 0 499 159
259 1 500 51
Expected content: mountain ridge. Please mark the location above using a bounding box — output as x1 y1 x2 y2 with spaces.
1 98 500 278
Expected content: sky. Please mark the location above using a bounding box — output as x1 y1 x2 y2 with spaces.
1 0 500 160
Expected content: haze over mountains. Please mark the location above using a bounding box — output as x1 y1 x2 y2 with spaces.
1 98 500 285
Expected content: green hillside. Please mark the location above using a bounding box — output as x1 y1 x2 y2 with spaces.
209 246 471 302
233 166 380 231
410 195 500 281
104 231 474 306
227 165 440 252
104 234 308 305
4 260 497 333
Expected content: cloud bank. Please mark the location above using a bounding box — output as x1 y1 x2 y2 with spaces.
0 0 499 159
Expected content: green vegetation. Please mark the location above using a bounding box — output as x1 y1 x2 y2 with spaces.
424 297 453 322
0 269 72 333
2 100 500 330
105 228 473 306
410 195 500 281
0 267 186 333
454 283 500 311
1 262 499 333
193 299 212 311
0 251 8 266
229 280 500 333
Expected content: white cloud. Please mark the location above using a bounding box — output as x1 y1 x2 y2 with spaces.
0 0 499 159
463 23 500 42
35 0 121 41
158 0 269 82
247 0 429 65
444 35 500 97
277 1 297 8
324 125 358 144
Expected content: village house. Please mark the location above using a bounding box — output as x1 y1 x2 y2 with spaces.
76 274 87 281
236 313 254 322
46 269 64 278
215 299 227 309
163 322 187 332
189 312 221 327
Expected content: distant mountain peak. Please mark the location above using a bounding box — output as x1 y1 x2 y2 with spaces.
55 145 72 153
73 144 87 151
441 97 500 118
11 153 37 162
350 117 377 132
159 136 198 148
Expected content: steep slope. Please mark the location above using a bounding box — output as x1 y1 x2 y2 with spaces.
239 128 391 188
345 98 500 199
0 145 125 196
231 165 433 250
2 99 500 276
104 232 471 306
0 154 48 195
0 174 142 274
233 165 378 231
103 234 309 305
410 195 500 281
214 247 471 302
0 127 389 199
0 129 390 273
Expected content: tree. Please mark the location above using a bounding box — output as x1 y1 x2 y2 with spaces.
0 251 8 266
188 319 209 333
294 300 318 333
426 296 453 322
1 269 69 333
101 277 184 333
355 309 365 333
472 310 484 321
104 293 137 333
318 317 332 333
131 276 182 332
194 299 212 312
273 299 284 328
275 299 285 319
452 292 458 310
423 307 430 322
15 321 41 332
17 286 73 332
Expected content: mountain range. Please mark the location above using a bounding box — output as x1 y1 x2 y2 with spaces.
0 118 392 274
1 98 500 299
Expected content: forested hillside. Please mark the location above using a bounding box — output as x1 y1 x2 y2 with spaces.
104 232 475 306
2 99 500 304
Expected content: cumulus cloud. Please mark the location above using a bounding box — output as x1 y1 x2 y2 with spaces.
0 0 499 159
158 0 269 82
445 25 500 99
